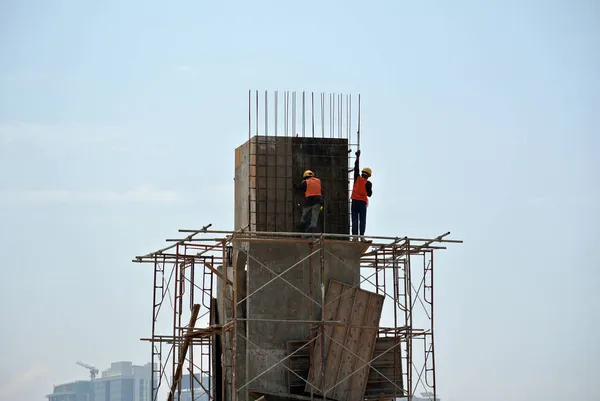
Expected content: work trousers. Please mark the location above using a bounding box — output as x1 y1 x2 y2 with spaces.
300 204 321 233
351 199 367 236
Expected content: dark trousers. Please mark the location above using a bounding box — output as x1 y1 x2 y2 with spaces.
351 199 367 235
299 204 321 233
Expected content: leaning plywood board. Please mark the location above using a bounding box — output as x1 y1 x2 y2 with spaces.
287 337 404 398
304 280 384 401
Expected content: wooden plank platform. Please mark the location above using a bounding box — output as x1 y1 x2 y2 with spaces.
303 280 385 401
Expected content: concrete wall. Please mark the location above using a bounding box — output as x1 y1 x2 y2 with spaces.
218 240 362 400
291 137 350 234
234 140 252 232
234 136 349 235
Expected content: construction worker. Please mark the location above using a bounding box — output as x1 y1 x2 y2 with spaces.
351 150 372 241
297 170 324 233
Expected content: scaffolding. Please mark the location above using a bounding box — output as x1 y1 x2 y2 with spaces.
134 90 461 401
133 229 462 401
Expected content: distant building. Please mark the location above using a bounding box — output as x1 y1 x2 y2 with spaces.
174 374 210 401
46 380 93 401
47 361 153 401
413 393 441 401
93 361 153 401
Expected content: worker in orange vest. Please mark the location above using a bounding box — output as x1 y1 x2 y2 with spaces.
297 170 324 233
351 150 372 241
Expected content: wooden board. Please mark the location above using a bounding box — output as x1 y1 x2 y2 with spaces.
288 337 404 399
303 280 385 401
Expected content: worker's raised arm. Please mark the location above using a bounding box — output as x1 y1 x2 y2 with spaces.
353 150 361 180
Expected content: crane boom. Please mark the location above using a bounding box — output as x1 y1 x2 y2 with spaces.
76 361 99 380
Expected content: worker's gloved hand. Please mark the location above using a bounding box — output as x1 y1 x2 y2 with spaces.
355 150 361 157
320 206 323 211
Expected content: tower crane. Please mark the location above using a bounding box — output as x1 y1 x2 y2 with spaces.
76 361 99 380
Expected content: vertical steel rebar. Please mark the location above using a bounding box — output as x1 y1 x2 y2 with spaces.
349 95 352 145
338 93 342 138
311 92 315 138
255 90 259 136
292 91 296 136
346 94 350 140
265 90 268 136
333 93 336 138
321 93 325 138
302 91 306 137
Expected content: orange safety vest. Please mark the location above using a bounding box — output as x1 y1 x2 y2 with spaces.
351 176 369 204
305 177 322 198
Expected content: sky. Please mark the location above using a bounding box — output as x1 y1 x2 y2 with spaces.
0 0 599 400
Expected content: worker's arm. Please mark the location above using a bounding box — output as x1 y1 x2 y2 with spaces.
296 180 307 191
354 150 360 180
366 181 373 197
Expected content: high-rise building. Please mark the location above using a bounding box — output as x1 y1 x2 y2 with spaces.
174 374 210 401
46 380 93 401
93 361 152 401
47 361 153 401
412 393 441 401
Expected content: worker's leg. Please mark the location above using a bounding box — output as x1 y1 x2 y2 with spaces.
299 206 311 231
359 201 367 236
351 200 359 237
307 204 321 232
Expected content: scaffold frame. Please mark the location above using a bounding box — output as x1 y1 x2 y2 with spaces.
134 228 462 401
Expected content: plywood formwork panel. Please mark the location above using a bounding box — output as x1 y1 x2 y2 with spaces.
363 337 404 398
305 280 384 401
287 337 404 399
234 135 349 234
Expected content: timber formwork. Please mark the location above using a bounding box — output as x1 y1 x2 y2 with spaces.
134 229 462 401
237 90 360 235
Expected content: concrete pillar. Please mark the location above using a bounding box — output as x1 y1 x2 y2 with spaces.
217 240 362 400
234 136 350 235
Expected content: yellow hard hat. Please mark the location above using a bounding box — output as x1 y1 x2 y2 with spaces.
303 170 314 178
362 167 372 177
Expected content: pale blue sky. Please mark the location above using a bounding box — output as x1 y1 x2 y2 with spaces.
0 1 599 400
